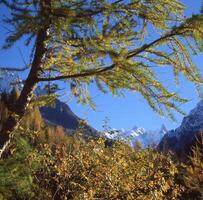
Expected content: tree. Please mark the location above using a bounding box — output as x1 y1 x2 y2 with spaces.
134 139 142 150
0 0 202 157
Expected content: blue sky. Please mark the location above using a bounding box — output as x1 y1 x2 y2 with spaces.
0 1 202 132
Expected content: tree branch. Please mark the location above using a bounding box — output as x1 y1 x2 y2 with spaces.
52 7 105 19
38 64 115 81
38 28 185 82
126 32 181 59
0 66 29 72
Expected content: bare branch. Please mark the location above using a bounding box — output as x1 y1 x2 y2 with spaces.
0 66 29 72
126 32 181 59
38 64 115 81
52 7 105 19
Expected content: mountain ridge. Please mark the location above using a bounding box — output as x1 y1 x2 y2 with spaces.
158 100 203 158
40 98 100 138
104 124 167 147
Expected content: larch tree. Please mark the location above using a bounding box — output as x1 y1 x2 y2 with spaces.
0 0 202 157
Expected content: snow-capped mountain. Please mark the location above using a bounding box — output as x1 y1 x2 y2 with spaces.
158 100 203 158
0 71 23 93
104 125 167 148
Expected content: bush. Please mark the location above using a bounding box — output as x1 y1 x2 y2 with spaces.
1 100 201 200
0 127 184 200
179 134 203 200
0 129 41 199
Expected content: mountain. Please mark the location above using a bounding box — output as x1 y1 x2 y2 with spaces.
40 98 168 146
40 99 80 130
35 86 99 137
40 99 99 137
0 71 23 93
0 76 99 138
158 100 203 158
40 97 168 147
104 125 167 148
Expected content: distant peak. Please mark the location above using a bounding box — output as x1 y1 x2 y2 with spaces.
197 100 203 107
160 124 167 131
188 99 203 116
159 124 167 135
0 71 22 93
104 125 166 148
132 125 138 130
158 99 203 158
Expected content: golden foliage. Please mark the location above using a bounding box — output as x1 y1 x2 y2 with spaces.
28 132 183 200
1 125 203 199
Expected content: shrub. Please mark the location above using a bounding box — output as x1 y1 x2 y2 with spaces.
179 134 203 200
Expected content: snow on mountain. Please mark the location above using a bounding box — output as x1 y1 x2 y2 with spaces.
158 100 203 158
104 124 167 148
0 71 23 93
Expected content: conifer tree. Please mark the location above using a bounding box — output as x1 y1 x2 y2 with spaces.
0 0 203 157
134 139 142 150
0 94 9 127
8 87 20 110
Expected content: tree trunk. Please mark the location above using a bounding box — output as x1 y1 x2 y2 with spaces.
0 28 48 158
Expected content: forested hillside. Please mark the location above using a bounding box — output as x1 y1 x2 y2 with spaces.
0 91 202 200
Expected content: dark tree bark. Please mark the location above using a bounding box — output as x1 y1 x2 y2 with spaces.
0 0 52 158
0 27 49 158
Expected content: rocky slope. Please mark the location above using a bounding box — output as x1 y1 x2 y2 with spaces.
40 99 99 137
158 100 203 158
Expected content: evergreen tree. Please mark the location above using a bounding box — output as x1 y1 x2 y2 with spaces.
0 94 9 127
0 0 203 157
8 87 20 110
134 139 142 150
